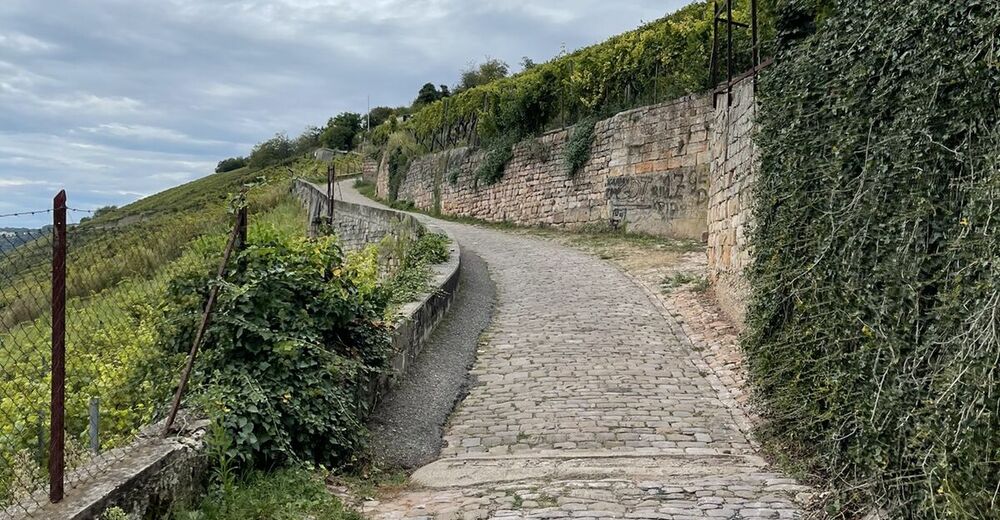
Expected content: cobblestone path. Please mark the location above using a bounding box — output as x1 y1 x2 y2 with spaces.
336 182 808 520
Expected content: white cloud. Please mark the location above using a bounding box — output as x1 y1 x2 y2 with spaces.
0 177 56 188
73 123 236 149
37 93 144 114
0 31 56 53
0 132 215 189
199 82 262 100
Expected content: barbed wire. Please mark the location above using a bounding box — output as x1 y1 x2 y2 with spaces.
0 208 97 220
0 209 52 219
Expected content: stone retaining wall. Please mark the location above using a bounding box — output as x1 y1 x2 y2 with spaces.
292 178 422 251
362 159 378 185
378 94 714 240
707 78 757 327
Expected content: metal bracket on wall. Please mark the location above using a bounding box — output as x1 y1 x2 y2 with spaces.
709 0 762 108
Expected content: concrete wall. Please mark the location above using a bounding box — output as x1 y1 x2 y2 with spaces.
13 416 209 520
377 94 713 240
707 78 757 327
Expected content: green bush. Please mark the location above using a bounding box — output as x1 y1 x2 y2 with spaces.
475 134 517 185
383 232 450 312
175 230 390 468
172 466 362 520
0 163 315 505
384 132 421 201
748 1 1000 517
387 148 409 201
216 157 247 173
563 117 598 176
248 134 295 170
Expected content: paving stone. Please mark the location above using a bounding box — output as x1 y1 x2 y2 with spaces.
336 182 807 519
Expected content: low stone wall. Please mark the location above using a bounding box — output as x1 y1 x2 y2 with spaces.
14 417 208 520
292 178 423 251
707 78 757 327
378 94 713 240
291 179 462 400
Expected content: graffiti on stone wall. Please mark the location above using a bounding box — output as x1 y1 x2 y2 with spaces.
610 208 628 230
605 167 709 223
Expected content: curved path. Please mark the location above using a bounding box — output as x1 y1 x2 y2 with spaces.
336 181 806 520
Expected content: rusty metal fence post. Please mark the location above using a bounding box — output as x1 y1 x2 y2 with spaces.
162 208 248 437
49 190 66 503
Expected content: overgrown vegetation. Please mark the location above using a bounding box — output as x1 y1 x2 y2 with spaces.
660 272 708 294
748 1 1000 517
383 232 451 312
173 464 362 520
164 230 392 469
475 134 518 185
563 117 598 176
0 167 314 504
353 179 377 200
370 1 768 186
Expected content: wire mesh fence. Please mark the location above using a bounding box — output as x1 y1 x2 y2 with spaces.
1 192 247 517
0 218 54 517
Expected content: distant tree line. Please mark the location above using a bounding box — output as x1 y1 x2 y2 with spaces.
214 56 519 173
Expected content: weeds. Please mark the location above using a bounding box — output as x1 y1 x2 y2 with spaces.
660 272 709 293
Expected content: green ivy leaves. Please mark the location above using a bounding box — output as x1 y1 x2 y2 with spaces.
748 1 1000 517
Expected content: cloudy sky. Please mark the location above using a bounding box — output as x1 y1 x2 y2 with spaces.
0 0 689 227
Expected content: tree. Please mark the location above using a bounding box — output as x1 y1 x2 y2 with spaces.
366 106 395 129
92 205 118 218
320 112 362 151
216 156 247 173
456 58 509 92
292 126 322 155
520 56 538 71
248 133 294 170
414 83 445 107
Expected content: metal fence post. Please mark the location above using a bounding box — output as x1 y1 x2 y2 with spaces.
162 212 245 437
327 163 335 225
89 397 100 455
49 189 66 503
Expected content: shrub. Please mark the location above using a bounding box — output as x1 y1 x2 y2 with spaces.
748 1 1000 517
216 157 247 173
383 232 450 311
475 134 517 185
563 117 598 176
172 466 363 520
384 132 421 201
179 230 391 468
248 134 296 170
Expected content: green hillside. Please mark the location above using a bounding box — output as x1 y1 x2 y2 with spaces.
0 156 324 504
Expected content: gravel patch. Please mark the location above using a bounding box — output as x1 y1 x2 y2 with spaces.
367 249 495 470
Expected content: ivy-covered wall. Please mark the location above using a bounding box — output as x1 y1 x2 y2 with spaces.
376 95 713 239
746 0 1000 517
